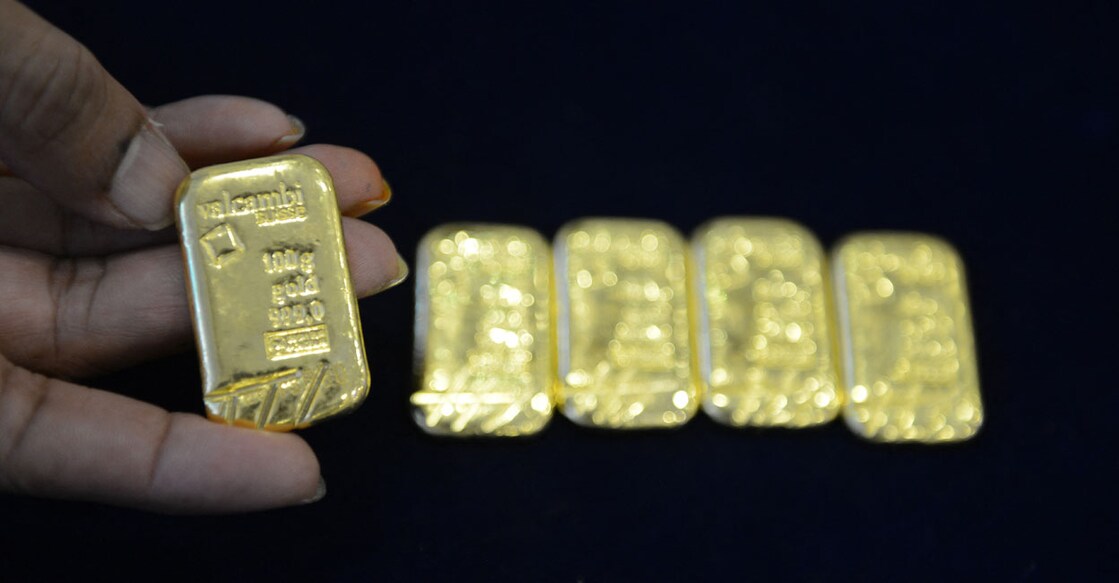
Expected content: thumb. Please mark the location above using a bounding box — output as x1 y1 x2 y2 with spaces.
0 0 187 230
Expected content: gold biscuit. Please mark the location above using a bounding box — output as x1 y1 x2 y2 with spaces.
832 233 983 442
555 218 699 429
176 155 369 430
412 224 554 436
693 218 841 427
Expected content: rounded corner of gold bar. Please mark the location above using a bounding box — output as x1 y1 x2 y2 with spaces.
348 378 373 411
508 404 555 437
173 174 198 212
829 234 859 259
409 404 448 437
902 231 960 255
963 417 984 441
700 398 739 427
771 215 812 231
418 223 453 246
839 409 882 443
553 218 583 242
645 218 688 246
690 217 720 238
676 397 701 426
556 397 596 429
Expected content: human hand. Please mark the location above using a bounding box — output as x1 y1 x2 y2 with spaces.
0 0 404 513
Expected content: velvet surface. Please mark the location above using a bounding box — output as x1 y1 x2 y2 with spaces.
2 2 1115 580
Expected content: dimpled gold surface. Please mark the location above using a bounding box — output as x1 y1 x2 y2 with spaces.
693 218 841 427
556 219 698 429
412 225 554 436
176 155 369 431
833 233 983 443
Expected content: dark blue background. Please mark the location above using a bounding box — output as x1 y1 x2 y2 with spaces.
3 1 1116 580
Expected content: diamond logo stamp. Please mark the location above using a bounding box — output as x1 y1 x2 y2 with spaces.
200 223 244 268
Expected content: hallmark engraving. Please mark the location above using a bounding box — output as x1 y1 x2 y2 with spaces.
196 182 308 226
205 361 339 428
264 324 330 360
262 248 315 275
268 300 326 329
271 274 321 305
199 223 244 268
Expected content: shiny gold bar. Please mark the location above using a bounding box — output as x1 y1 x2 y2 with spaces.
411 224 554 436
832 233 983 442
693 218 841 427
555 218 698 429
175 154 369 431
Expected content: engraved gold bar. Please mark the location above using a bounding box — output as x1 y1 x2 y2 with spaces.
412 224 554 436
175 154 369 431
555 218 698 429
693 218 841 427
832 233 983 443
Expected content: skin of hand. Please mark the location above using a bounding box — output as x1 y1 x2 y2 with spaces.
0 0 403 513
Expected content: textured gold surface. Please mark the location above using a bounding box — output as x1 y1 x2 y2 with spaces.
555 219 698 429
693 218 841 427
833 233 982 442
176 155 369 431
412 225 554 436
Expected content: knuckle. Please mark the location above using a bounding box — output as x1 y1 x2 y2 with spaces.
144 413 175 494
49 257 110 376
0 28 107 150
0 359 51 493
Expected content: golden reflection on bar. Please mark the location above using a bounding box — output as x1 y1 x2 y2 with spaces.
175 155 369 430
832 233 983 443
693 218 841 427
555 218 698 429
412 225 554 436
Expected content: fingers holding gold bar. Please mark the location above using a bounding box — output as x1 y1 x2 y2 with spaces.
341 218 408 297
149 95 308 168
282 144 391 218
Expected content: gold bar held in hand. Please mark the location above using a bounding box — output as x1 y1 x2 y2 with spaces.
555 218 698 429
412 224 555 436
693 218 841 427
832 232 983 442
175 154 369 431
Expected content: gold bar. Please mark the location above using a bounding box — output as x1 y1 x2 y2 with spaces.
411 224 554 436
555 218 698 429
175 154 369 431
692 218 841 427
832 233 983 442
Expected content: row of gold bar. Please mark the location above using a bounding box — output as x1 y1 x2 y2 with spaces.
412 218 983 443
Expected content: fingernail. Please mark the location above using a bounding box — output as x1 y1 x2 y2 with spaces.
301 476 327 504
347 179 393 217
109 120 190 230
376 254 410 293
275 115 306 148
